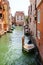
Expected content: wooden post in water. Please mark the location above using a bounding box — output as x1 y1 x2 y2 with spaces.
0 33 1 38
22 36 24 49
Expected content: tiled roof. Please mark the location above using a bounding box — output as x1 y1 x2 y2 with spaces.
15 11 24 16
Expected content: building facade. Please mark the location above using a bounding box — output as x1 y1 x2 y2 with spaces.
15 11 24 26
8 8 12 30
36 0 43 61
0 0 10 35
3 0 9 32
28 0 43 62
28 0 37 37
0 0 4 35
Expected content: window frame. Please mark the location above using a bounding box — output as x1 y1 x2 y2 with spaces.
37 9 40 23
37 30 40 39
17 16 19 20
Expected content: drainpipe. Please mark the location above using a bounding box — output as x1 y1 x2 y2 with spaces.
35 0 37 37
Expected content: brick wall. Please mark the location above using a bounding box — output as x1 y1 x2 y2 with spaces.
37 2 43 60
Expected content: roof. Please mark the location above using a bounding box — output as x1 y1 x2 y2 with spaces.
15 11 24 16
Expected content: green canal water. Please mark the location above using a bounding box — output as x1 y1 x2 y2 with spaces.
0 26 37 65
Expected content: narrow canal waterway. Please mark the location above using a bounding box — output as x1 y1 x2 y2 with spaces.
0 26 37 65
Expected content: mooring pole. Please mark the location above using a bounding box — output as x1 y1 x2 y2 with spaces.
22 36 24 49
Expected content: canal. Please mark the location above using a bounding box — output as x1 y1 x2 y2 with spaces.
0 26 37 65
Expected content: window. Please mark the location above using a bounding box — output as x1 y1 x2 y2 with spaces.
37 9 40 23
17 16 19 20
37 30 40 39
0 6 2 10
30 18 31 23
31 5 32 12
0 13 2 19
3 6 5 11
3 15 4 19
21 16 24 20
35 16 37 21
35 0 36 10
0 24 2 30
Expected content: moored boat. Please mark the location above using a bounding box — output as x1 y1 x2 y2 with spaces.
23 43 35 52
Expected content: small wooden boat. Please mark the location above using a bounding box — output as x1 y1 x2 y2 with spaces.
23 44 35 52
7 30 12 33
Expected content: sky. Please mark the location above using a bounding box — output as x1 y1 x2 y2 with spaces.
8 0 30 16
